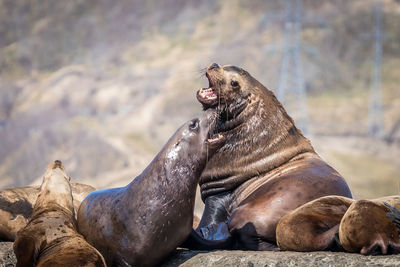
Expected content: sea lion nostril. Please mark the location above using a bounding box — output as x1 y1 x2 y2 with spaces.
209 63 219 71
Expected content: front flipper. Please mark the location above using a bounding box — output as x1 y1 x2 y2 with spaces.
385 202 400 234
180 222 233 250
14 235 36 267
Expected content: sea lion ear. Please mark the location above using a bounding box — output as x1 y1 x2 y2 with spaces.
14 235 36 267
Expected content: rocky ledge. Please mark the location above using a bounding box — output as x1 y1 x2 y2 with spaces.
1 242 400 266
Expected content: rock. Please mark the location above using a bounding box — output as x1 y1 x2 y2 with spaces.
161 249 400 267
0 242 16 267
1 242 400 266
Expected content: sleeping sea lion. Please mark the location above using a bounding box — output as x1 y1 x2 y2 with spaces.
0 182 95 241
13 160 106 267
339 196 400 255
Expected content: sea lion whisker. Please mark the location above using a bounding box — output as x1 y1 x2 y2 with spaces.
197 73 206 79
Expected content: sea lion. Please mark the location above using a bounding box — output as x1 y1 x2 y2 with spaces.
183 63 352 250
339 196 400 255
0 182 95 241
276 195 354 251
13 160 106 267
77 109 224 266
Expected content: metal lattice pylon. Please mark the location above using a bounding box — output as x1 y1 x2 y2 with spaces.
367 1 384 138
277 0 311 137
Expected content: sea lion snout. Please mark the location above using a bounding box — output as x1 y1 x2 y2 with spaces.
48 160 65 171
208 63 220 71
52 160 63 169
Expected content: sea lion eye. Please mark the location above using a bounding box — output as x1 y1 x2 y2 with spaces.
189 119 199 130
231 80 239 88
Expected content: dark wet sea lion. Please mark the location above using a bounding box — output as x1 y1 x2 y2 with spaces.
339 196 400 255
13 161 106 267
0 182 95 241
276 195 354 251
77 109 224 267
183 63 352 250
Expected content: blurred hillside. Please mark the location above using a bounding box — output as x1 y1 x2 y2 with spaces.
0 0 400 204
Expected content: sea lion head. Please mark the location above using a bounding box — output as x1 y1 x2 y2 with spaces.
197 63 267 120
163 108 225 175
36 160 74 214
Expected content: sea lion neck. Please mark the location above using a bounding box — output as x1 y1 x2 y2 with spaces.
131 143 205 188
129 129 204 189
199 86 315 200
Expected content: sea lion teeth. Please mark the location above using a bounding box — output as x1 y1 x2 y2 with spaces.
205 94 217 100
207 134 223 143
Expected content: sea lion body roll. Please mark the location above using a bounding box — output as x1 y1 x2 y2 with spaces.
77 109 224 266
339 196 400 255
184 63 352 250
13 161 106 267
0 182 95 241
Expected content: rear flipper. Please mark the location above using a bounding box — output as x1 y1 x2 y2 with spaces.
180 222 233 250
385 202 400 234
13 234 36 267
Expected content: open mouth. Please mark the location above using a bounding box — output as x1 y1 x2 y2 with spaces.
199 88 217 101
206 133 224 148
197 73 219 108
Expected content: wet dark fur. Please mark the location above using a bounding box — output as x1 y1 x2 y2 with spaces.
77 109 224 267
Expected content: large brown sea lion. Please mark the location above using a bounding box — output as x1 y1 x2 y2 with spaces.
0 182 95 241
77 109 224 266
183 63 352 250
339 196 400 255
13 160 106 267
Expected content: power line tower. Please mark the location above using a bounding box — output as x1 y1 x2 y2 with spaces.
367 1 384 138
277 0 310 137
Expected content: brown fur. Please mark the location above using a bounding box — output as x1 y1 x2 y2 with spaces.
276 196 354 251
0 182 95 241
339 196 400 255
13 161 106 267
